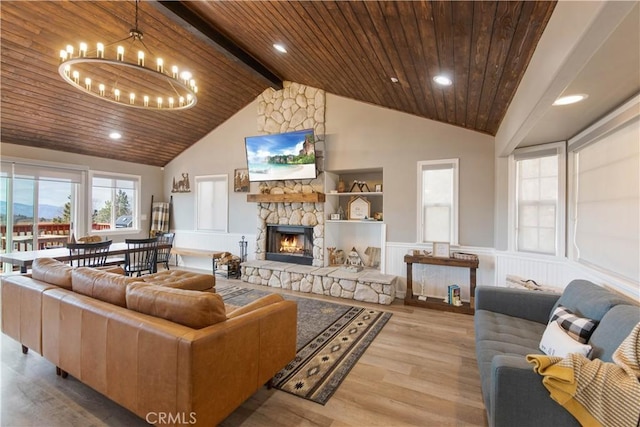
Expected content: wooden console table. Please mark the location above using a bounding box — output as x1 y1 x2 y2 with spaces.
404 254 479 315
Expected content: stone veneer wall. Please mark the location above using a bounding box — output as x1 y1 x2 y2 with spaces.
254 82 326 267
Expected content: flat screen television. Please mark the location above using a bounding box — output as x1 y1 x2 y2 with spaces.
244 129 317 182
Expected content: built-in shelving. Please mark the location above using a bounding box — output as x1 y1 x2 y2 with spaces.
324 169 386 272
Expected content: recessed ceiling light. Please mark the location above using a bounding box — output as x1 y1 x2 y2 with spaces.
273 43 287 53
109 132 121 140
553 94 589 106
433 75 452 86
390 77 399 83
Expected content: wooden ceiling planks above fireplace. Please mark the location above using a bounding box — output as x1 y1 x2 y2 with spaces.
246 193 326 203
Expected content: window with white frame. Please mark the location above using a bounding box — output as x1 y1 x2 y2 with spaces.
569 96 639 283
511 143 565 256
195 175 228 232
90 172 140 232
417 159 458 245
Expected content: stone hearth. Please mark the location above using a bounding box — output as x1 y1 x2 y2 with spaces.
241 260 397 305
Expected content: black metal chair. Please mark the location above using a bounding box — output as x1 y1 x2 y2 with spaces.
155 232 175 271
124 237 158 277
67 240 112 267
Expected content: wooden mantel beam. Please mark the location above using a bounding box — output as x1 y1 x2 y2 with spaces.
247 193 326 203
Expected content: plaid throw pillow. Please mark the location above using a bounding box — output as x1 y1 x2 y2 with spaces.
550 305 598 344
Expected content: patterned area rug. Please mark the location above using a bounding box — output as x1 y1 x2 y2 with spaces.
216 284 392 405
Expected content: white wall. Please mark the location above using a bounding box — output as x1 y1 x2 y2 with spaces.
165 92 495 258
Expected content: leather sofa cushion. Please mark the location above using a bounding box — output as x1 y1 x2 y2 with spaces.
142 270 214 291
71 267 137 308
126 283 226 329
32 258 73 290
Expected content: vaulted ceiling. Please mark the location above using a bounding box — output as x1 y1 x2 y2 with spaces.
2 1 562 167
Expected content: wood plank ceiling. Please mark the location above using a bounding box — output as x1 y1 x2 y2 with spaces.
0 1 556 167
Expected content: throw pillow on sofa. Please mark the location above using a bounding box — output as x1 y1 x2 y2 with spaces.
550 305 598 344
71 267 138 307
126 282 226 329
540 321 593 358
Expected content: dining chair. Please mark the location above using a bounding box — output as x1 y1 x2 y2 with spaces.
67 240 112 267
155 232 175 271
124 237 158 277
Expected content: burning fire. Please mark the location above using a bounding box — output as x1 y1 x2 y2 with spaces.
280 235 302 254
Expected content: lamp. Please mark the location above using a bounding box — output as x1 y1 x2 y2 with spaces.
58 0 197 110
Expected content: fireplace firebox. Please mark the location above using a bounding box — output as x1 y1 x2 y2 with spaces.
266 225 314 265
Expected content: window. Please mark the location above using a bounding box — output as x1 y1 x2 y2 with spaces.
1 159 84 260
90 172 140 232
417 159 458 245
511 143 565 255
195 175 228 232
569 96 639 282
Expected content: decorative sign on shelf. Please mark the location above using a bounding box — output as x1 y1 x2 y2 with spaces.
347 196 370 220
171 173 191 193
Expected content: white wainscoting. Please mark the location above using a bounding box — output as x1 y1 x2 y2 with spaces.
172 230 256 272
385 242 495 301
385 244 638 301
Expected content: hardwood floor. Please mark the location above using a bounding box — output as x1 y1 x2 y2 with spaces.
1 272 487 426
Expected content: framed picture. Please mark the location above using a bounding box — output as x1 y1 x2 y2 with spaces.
347 196 370 220
433 242 450 258
234 168 249 192
374 184 382 192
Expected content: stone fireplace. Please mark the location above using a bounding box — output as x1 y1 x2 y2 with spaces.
266 224 314 265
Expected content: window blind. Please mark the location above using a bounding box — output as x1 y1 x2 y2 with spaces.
574 117 639 281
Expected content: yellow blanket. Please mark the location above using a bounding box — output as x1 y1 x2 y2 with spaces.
527 322 640 427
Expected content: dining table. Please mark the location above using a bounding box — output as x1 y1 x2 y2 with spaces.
0 241 171 273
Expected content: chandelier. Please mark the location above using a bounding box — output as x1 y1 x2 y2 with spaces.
58 0 197 110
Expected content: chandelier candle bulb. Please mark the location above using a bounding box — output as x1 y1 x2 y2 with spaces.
79 43 87 57
114 89 120 101
179 96 184 107
129 93 135 104
172 66 178 79
168 97 174 108
72 70 79 84
157 97 162 108
64 65 70 76
97 43 104 58
84 77 91 90
66 45 73 57
99 84 105 96
156 58 163 73
59 50 67 62
143 96 149 107
117 46 124 61
137 51 144 66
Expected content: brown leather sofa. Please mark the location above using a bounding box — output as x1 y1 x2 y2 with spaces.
1 258 297 426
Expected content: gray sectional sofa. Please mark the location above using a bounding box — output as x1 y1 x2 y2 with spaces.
474 279 639 427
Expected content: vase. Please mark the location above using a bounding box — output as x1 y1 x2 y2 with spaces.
337 179 345 193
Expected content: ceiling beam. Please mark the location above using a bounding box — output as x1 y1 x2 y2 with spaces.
154 0 283 90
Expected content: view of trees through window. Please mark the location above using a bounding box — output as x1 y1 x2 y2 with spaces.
91 175 138 230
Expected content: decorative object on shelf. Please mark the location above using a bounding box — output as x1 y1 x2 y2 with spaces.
364 246 381 268
452 252 479 262
171 173 191 193
332 248 346 265
57 0 197 110
259 182 269 194
347 196 370 220
337 205 345 220
234 168 249 192
330 213 341 221
349 180 370 192
432 241 450 258
373 212 383 221
341 247 363 272
337 178 346 193
375 184 382 192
